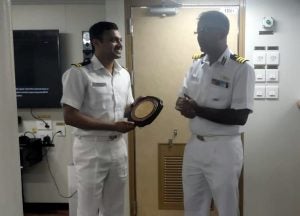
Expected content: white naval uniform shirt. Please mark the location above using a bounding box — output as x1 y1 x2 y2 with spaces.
179 48 255 136
61 55 134 137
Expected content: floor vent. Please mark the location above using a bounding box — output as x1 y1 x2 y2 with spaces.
158 143 185 210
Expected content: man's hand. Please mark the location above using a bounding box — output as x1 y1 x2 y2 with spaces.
114 121 136 133
183 94 199 110
175 95 197 119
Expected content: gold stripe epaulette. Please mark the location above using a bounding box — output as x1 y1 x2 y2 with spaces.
230 54 248 64
192 53 205 60
71 59 91 67
71 63 83 67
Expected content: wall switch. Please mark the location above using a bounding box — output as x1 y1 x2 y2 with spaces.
255 69 266 82
36 119 52 130
266 69 279 82
266 85 279 99
54 122 66 137
253 51 266 65
266 51 280 65
254 85 265 99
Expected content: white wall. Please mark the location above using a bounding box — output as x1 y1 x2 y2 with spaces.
0 0 23 215
244 0 300 215
105 0 126 66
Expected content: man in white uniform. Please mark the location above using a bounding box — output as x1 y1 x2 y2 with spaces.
176 11 255 216
61 21 135 216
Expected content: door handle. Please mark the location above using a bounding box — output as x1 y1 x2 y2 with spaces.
168 129 178 148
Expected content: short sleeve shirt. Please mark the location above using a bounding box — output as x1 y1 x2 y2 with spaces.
61 55 134 136
179 48 255 136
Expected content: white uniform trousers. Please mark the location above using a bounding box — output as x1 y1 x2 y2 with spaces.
182 134 243 216
73 136 128 216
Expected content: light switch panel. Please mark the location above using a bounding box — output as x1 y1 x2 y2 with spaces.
266 85 279 99
254 85 266 99
253 51 266 65
255 69 266 82
266 51 280 65
266 69 279 82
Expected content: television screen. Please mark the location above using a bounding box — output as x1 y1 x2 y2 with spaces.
13 30 61 108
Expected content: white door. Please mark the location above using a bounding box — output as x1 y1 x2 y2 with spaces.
131 6 239 215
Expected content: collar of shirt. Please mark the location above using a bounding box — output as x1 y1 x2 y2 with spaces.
90 55 122 74
201 48 231 66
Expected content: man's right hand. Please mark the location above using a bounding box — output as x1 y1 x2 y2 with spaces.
175 96 196 119
175 97 185 111
114 121 136 133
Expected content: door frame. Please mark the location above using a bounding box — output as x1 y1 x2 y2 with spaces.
124 1 246 215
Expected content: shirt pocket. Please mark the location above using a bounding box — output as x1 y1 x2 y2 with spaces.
88 82 112 109
205 84 231 109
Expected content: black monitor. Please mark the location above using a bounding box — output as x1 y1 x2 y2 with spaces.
13 30 61 108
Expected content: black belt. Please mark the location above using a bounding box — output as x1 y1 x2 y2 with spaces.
196 134 240 142
78 134 122 141
196 135 206 141
108 135 120 141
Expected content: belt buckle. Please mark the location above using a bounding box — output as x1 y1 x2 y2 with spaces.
109 135 118 141
196 135 205 141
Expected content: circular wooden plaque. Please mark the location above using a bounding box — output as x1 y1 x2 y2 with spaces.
128 96 163 127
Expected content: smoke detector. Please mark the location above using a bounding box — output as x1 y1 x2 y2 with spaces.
262 17 274 29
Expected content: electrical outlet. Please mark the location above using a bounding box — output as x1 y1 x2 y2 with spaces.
36 120 52 130
54 122 66 137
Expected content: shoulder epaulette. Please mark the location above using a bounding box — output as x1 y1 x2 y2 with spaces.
230 54 248 64
71 58 91 67
192 53 205 60
121 66 129 71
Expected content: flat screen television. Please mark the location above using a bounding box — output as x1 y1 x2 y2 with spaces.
13 29 61 108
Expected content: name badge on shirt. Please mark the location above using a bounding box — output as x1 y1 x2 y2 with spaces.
92 82 106 87
211 78 229 88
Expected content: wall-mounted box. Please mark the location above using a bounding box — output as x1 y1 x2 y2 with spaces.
266 69 279 82
266 85 279 99
253 51 266 65
254 85 265 99
266 51 280 65
255 69 266 82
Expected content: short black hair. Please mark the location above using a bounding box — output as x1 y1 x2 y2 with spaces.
89 21 119 41
198 11 230 36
